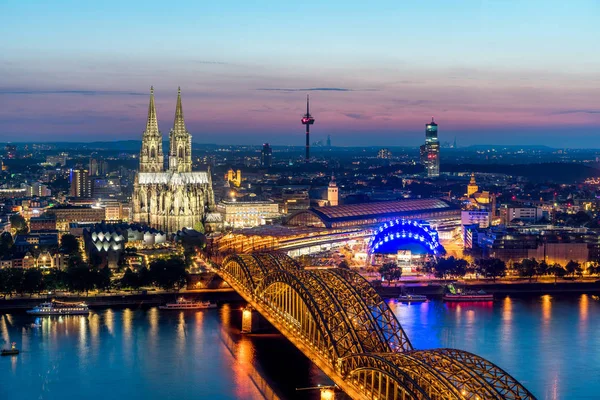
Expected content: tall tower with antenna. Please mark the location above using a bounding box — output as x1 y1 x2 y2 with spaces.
301 95 315 162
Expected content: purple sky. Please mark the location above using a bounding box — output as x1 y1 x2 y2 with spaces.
1 1 599 147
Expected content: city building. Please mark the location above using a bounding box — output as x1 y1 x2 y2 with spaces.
29 215 57 231
89 158 109 176
461 210 491 228
261 143 272 168
467 173 479 197
46 153 67 166
500 205 544 225
327 175 339 206
92 177 121 200
477 227 600 265
70 168 92 198
22 182 51 197
377 148 392 159
420 117 440 177
281 189 311 214
83 222 167 268
217 199 280 228
132 87 216 233
46 205 106 231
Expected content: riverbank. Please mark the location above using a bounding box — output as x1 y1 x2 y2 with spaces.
0 288 242 312
376 279 600 297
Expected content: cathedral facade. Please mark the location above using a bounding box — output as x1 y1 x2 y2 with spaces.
132 87 215 233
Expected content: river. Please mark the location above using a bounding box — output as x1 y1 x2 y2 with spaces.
1 294 599 399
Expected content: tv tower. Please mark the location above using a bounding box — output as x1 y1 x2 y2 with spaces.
301 95 315 162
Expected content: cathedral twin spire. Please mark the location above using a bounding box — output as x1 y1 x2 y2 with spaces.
139 86 192 173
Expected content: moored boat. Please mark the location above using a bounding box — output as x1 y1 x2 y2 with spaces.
26 301 90 315
443 290 494 302
1 343 19 356
159 297 217 310
397 294 428 303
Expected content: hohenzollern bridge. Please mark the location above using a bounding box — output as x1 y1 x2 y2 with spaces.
215 252 536 400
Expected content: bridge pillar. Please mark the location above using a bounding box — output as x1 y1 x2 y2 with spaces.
241 305 264 333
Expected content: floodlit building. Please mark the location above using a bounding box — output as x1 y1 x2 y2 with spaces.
132 87 216 233
225 169 242 187
327 175 339 206
467 173 479 197
217 199 280 228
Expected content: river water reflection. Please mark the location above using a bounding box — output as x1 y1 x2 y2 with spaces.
1 294 599 399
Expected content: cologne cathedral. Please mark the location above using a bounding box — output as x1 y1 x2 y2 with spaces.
132 87 215 233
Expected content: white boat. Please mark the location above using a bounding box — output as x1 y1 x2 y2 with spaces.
26 301 90 315
159 297 217 310
397 294 428 303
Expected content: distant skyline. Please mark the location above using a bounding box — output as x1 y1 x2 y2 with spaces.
1 1 599 147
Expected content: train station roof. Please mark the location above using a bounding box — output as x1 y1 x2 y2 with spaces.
286 198 459 228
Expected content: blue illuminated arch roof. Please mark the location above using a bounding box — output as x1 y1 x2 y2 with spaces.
369 218 445 256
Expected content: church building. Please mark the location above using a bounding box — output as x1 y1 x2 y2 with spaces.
132 87 215 233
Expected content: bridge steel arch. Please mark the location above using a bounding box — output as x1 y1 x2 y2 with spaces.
217 252 536 400
330 268 413 352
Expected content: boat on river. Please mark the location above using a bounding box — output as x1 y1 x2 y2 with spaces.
1 343 19 356
443 284 494 302
159 297 217 310
397 294 428 303
26 301 90 315
443 290 494 302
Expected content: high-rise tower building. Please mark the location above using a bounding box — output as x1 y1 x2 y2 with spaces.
301 95 315 162
139 86 164 173
70 168 92 198
261 143 272 168
420 117 440 177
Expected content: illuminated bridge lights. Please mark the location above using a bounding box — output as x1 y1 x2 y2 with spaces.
370 218 444 256
217 252 536 400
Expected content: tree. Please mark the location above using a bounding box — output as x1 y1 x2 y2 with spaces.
93 267 112 292
536 260 549 277
565 260 582 278
43 268 67 291
9 214 28 235
22 268 44 296
433 257 467 279
515 258 538 282
60 234 80 256
0 232 14 255
379 262 402 285
548 263 566 283
121 268 140 290
149 257 188 290
477 258 506 282
586 263 599 276
138 267 152 287
65 264 94 294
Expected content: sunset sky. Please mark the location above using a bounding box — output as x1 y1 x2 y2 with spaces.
1 1 598 146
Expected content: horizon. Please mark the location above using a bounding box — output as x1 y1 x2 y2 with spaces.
1 1 599 146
